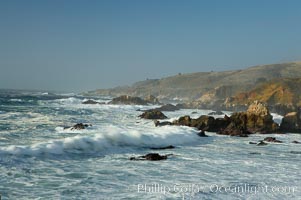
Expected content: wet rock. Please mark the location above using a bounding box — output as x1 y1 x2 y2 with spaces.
82 99 100 104
109 95 148 105
150 145 175 150
217 124 251 137
191 111 198 114
156 104 180 111
197 130 208 137
280 110 301 133
154 120 172 127
292 141 301 144
130 153 173 161
249 142 257 144
263 137 283 143
208 111 224 115
139 110 167 120
64 123 92 130
257 141 268 146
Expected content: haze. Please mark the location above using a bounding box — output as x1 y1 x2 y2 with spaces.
1 0 301 92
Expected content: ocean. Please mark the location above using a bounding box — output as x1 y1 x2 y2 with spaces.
0 90 300 199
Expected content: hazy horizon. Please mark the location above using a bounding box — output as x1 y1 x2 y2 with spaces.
1 0 301 92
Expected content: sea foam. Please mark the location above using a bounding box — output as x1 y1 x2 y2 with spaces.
0 125 203 157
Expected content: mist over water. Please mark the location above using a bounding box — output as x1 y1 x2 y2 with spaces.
0 90 300 199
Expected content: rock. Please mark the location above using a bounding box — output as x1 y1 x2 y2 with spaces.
157 104 180 111
263 137 283 143
144 95 160 104
280 110 301 133
191 111 198 114
139 110 167 120
150 145 175 150
197 130 208 137
249 142 257 144
208 111 224 115
82 99 100 104
130 153 173 161
217 123 251 137
219 101 278 134
64 123 92 130
292 141 301 144
154 120 172 127
109 95 148 105
290 151 301 154
257 141 268 146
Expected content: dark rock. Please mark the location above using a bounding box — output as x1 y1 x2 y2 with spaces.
218 101 278 135
249 152 261 155
191 111 198 114
130 153 173 161
82 99 101 104
142 153 168 160
217 124 251 137
263 137 283 143
156 104 180 111
290 151 301 154
197 130 208 137
292 141 301 144
64 123 92 130
280 110 301 133
109 95 148 105
257 141 268 146
154 120 172 127
208 111 224 115
139 110 167 120
249 142 257 144
150 145 175 150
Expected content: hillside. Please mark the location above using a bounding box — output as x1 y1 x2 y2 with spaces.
84 62 301 104
224 78 301 114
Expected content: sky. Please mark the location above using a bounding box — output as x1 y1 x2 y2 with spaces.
1 0 301 92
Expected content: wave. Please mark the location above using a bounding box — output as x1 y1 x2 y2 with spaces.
0 125 204 157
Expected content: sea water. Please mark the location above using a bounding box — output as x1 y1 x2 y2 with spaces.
0 90 300 199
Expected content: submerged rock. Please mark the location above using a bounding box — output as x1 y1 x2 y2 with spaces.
139 110 167 120
150 145 175 150
130 153 173 161
257 141 268 146
109 95 148 105
292 141 301 144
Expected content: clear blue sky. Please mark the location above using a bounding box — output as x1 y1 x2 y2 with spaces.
1 0 301 92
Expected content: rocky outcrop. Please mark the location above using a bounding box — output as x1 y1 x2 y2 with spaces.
172 115 230 132
130 153 173 161
280 109 301 133
219 101 278 135
109 95 148 105
139 110 167 119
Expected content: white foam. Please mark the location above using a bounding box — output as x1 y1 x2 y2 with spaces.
0 125 202 156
